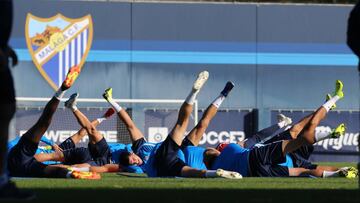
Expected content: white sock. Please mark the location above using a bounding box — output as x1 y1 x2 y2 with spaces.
0 173 9 187
71 105 78 112
322 95 340 112
107 99 122 112
185 89 198 105
322 170 340 178
97 117 106 124
278 121 287 128
315 131 331 142
69 167 90 172
212 94 225 108
205 170 218 178
54 88 66 100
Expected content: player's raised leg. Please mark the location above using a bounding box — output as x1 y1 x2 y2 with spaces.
65 93 104 144
282 80 344 154
185 81 234 146
66 108 115 145
22 66 80 144
170 70 209 145
6 66 100 180
103 88 144 142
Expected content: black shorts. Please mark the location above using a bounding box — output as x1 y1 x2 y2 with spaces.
263 130 292 145
59 138 76 150
87 137 111 166
248 141 289 177
154 136 186 177
7 136 47 177
180 136 194 151
290 145 317 170
62 147 92 165
132 137 146 154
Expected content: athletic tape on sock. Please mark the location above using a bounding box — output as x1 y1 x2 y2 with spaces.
185 90 198 105
54 89 66 100
212 95 225 108
108 99 122 112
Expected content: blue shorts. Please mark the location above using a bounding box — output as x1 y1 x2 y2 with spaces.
154 137 186 177
7 136 47 177
248 141 289 177
87 137 111 166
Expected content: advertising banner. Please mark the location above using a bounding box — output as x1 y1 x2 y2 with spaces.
145 109 256 147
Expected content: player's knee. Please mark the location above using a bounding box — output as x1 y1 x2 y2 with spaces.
86 123 98 135
309 118 320 127
290 124 302 138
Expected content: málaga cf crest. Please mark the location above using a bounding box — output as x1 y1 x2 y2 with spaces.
25 14 93 90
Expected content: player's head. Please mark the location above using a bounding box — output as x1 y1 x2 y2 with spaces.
203 147 221 169
119 151 143 166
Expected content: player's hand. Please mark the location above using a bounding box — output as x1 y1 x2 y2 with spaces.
52 144 63 152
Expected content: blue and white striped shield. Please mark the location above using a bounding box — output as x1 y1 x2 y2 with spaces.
25 13 93 90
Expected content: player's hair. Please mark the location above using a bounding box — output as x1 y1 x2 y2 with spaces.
203 148 220 169
118 151 131 166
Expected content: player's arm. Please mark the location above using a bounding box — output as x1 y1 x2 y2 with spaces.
89 164 121 173
34 150 64 162
39 136 64 152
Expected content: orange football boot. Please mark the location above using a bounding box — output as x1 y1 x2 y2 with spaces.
62 65 80 90
71 171 101 180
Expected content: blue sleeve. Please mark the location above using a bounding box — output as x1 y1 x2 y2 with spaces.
40 137 54 146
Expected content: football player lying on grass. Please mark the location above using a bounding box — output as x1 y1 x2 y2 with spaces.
86 73 238 177
142 71 241 179
203 80 358 178
217 113 353 178
33 94 140 173
7 66 100 179
84 71 241 178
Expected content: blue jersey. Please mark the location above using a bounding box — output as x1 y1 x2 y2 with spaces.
211 143 250 177
108 143 131 164
108 143 144 173
132 138 156 166
183 146 207 170
136 142 156 165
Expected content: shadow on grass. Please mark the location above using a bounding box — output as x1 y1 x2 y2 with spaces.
15 188 360 203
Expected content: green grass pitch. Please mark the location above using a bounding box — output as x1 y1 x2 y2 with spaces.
11 163 359 203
